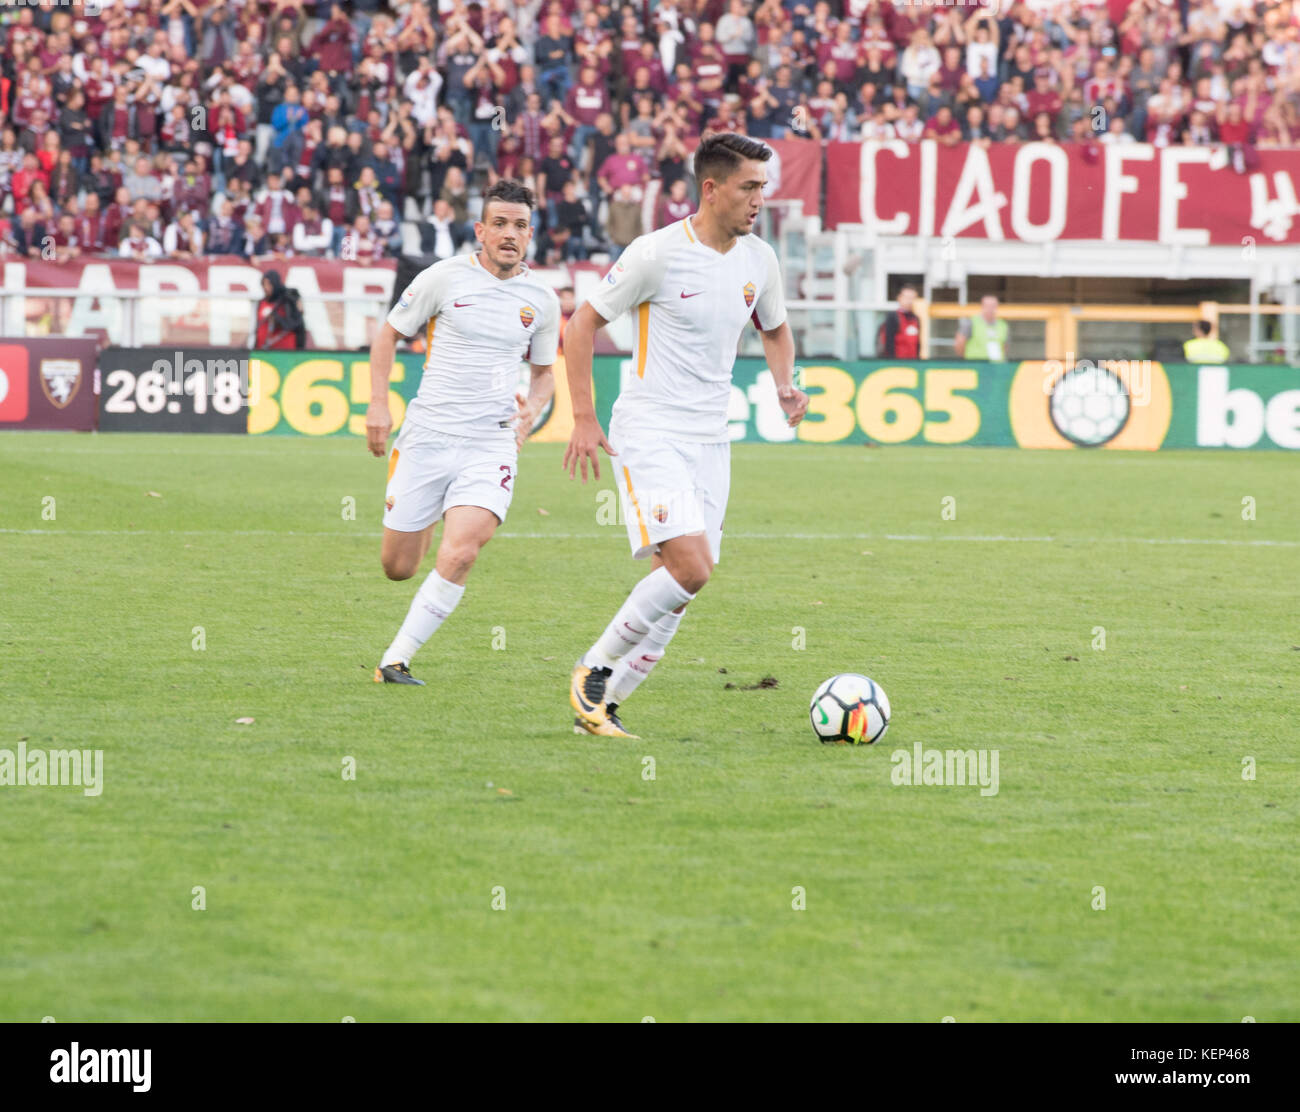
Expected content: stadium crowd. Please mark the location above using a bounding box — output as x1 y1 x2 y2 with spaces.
2 0 1299 265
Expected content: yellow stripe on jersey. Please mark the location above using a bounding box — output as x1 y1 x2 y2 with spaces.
681 217 695 242
622 466 650 550
425 317 436 365
636 302 649 379
387 448 401 481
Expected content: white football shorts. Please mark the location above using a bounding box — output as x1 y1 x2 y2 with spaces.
383 420 517 531
610 421 730 562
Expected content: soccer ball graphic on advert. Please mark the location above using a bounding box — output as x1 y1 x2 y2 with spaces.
1049 363 1131 447
809 674 891 745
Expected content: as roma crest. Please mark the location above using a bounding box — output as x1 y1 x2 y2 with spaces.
40 359 82 408
519 305 535 328
743 282 756 308
385 495 395 512
652 503 669 524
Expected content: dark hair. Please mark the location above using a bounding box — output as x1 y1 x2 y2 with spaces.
482 178 536 220
1197 319 1213 335
692 132 771 186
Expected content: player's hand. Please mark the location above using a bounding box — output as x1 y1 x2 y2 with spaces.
563 413 616 482
778 384 809 427
365 401 392 458
513 391 534 452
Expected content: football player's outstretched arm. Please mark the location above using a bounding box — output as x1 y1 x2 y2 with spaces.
365 322 403 457
561 301 617 481
760 322 808 427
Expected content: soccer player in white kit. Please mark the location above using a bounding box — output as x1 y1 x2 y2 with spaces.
562 134 809 737
365 180 560 684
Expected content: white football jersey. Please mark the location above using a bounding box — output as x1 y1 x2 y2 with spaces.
388 253 560 438
586 216 787 443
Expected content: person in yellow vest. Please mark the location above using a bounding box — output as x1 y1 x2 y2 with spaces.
1183 320 1230 363
954 295 1008 360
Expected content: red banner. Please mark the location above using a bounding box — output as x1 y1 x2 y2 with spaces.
0 258 397 350
0 337 101 430
766 137 821 215
826 141 1300 245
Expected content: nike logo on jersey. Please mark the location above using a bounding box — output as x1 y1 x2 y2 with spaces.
453 299 475 307
680 290 704 299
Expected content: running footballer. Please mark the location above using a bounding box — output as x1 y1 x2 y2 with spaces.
562 134 809 737
366 179 560 685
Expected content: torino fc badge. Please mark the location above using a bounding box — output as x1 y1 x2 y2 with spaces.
40 359 82 408
519 306 535 328
743 282 756 308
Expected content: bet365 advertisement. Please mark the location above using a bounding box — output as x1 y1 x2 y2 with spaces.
243 351 1300 451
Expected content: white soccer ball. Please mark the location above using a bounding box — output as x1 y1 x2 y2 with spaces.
810 673 891 745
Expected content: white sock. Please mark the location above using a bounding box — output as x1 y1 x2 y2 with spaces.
608 610 683 705
382 570 465 666
582 566 694 671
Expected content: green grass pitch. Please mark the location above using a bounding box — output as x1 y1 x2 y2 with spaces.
1 433 1296 1021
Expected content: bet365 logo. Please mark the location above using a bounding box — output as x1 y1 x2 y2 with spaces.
1197 367 1300 449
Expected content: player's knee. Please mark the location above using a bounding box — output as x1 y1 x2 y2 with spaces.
676 558 713 594
438 540 479 580
382 554 417 581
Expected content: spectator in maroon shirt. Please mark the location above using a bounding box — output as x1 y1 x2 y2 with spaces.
616 9 644 80
308 5 356 83
817 22 860 87
572 11 613 82
49 149 80 210
924 105 962 147
1025 71 1063 125
628 40 667 96
254 169 301 240
564 64 610 165
655 177 694 230
692 40 728 114
936 47 965 94
102 186 134 251
50 212 81 262
597 133 649 200
1217 102 1252 147
97 86 137 153
76 193 106 253
344 213 383 264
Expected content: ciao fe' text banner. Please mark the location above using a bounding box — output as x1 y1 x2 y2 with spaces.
825 141 1300 246
245 351 1300 451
